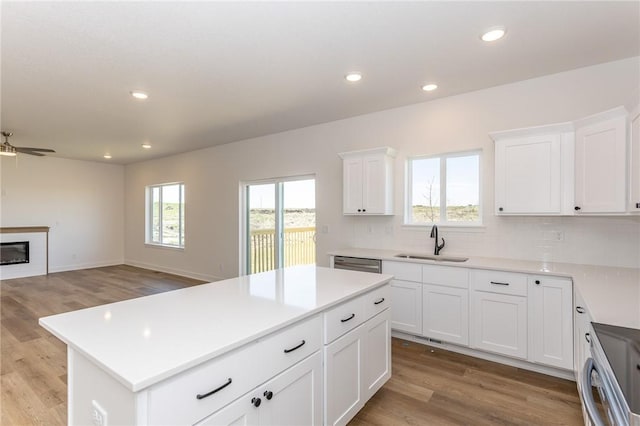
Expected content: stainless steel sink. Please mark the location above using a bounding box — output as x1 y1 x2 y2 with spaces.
394 253 468 262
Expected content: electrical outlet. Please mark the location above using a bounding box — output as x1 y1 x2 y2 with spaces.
92 400 107 426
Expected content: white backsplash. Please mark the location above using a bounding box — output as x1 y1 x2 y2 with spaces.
349 215 640 268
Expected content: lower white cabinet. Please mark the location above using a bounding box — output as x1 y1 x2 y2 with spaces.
389 280 422 334
324 309 391 426
528 276 573 370
470 290 528 359
422 284 469 346
197 351 322 426
363 309 392 398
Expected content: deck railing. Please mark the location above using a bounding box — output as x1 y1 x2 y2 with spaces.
250 227 316 273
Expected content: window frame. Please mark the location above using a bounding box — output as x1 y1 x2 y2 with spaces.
404 149 482 227
145 182 185 249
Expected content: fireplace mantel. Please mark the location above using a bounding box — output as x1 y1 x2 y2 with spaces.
0 226 50 234
0 227 49 278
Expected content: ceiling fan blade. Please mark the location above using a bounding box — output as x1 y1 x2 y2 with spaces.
16 150 45 156
15 147 56 153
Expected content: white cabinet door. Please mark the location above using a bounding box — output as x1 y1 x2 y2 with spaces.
260 352 323 426
324 325 364 426
390 280 422 335
629 104 640 212
528 276 573 370
423 284 469 346
574 108 627 213
343 157 364 214
495 135 562 214
471 291 527 359
362 155 387 214
196 392 259 426
362 310 391 400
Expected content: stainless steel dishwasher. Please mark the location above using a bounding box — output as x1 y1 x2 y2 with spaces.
333 256 382 274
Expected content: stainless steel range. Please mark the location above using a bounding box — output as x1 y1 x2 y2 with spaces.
582 322 640 426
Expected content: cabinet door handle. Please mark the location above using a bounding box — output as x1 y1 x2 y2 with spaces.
585 332 591 343
575 206 581 211
283 340 306 354
576 306 585 314
374 297 385 305
498 207 504 212
534 280 540 285
263 390 274 400
196 378 232 400
636 202 640 209
490 281 509 286
341 313 356 323
251 397 262 407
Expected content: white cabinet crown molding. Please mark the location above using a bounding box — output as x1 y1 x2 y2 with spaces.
338 146 397 159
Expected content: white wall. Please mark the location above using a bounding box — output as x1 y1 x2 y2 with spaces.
0 155 124 272
124 57 640 280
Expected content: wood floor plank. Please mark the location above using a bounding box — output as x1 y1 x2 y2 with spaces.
1 266 584 425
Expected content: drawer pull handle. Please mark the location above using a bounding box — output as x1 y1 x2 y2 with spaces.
283 340 306 354
490 281 509 286
585 332 591 343
196 378 232 400
576 306 585 314
251 397 261 407
341 313 356 323
374 298 385 305
264 390 273 400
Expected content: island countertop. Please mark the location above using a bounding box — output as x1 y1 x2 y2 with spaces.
328 248 640 329
39 265 392 392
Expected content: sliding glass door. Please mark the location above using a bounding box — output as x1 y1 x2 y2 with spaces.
244 177 315 274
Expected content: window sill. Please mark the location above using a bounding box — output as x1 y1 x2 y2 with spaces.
144 243 185 251
401 223 485 232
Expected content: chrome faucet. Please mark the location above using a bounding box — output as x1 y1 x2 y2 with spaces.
430 225 445 255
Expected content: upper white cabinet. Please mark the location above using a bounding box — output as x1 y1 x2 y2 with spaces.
528 276 573 370
574 107 628 214
339 147 396 215
629 103 640 213
492 105 634 216
491 124 574 215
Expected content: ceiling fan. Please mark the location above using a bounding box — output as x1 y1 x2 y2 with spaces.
0 132 56 157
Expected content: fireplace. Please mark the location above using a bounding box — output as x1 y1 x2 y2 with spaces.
0 241 30 266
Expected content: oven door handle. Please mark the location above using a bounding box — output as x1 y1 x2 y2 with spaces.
580 358 606 426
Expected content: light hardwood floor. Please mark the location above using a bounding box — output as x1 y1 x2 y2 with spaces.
1 265 584 425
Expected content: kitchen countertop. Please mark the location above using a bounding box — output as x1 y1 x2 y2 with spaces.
39 265 392 392
328 248 640 329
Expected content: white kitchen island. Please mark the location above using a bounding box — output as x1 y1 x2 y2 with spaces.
39 265 393 426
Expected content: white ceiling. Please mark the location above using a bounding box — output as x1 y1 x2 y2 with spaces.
2 1 639 164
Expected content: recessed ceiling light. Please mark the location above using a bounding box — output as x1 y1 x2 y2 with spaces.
141 143 152 149
345 73 362 82
103 154 112 159
130 90 149 100
481 27 506 42
421 83 438 92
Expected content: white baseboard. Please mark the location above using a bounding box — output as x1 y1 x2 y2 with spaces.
124 259 222 283
49 259 124 273
392 330 576 382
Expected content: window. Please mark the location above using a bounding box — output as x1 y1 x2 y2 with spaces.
146 183 185 247
406 150 481 225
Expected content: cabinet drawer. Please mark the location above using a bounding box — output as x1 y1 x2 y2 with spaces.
382 261 422 282
324 295 365 344
148 315 322 425
259 315 322 379
363 284 391 319
147 341 261 426
471 269 527 296
423 265 469 289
